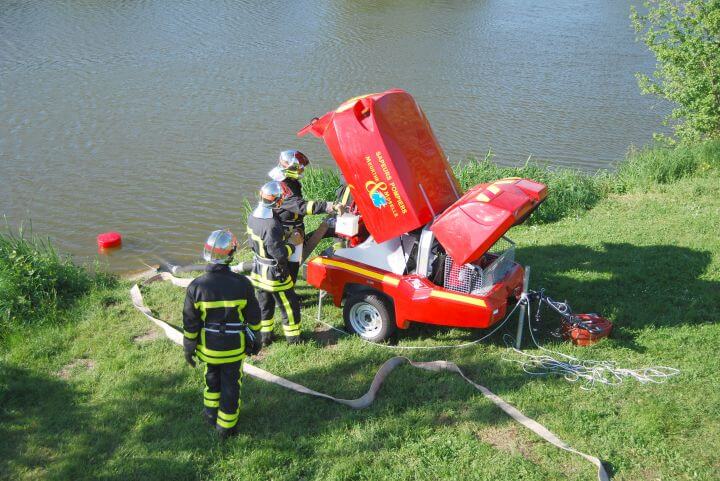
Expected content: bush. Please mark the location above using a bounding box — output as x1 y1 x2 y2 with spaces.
301 140 720 226
631 1 720 142
617 140 720 190
0 226 112 336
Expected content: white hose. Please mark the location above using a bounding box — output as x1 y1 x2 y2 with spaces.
501 300 680 390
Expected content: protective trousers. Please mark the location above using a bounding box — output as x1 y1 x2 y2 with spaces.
203 360 243 432
256 288 301 340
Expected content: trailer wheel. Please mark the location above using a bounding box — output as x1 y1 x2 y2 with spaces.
343 293 396 342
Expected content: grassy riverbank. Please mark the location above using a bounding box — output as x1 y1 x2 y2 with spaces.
2 142 719 480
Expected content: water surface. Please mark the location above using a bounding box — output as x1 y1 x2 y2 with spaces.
0 0 666 271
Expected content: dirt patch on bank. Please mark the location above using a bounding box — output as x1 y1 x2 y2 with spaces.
57 358 96 379
133 329 160 343
474 425 540 462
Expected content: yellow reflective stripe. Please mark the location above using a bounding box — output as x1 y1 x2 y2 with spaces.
305 201 315 215
216 417 237 429
429 289 487 307
278 291 295 326
197 352 244 364
260 319 274 326
184 330 198 340
204 391 221 400
283 325 301 336
195 300 247 310
249 323 261 331
286 244 293 256
250 273 294 291
246 226 266 257
250 272 293 286
310 257 400 287
197 344 245 357
193 299 247 322
204 399 220 408
341 186 352 205
218 409 239 421
487 185 501 194
198 328 245 357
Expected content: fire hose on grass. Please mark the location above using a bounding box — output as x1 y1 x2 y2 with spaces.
131 273 610 480
131 264 673 481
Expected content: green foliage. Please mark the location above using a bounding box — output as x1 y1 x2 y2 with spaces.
302 140 720 225
302 167 342 201
2 174 720 480
631 0 720 142
617 139 720 190
453 151 607 224
0 226 115 337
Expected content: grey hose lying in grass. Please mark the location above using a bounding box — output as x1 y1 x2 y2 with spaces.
130 274 609 481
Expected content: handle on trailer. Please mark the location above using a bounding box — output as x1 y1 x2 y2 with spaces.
515 266 531 349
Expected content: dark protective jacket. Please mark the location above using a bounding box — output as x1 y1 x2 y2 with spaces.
183 264 261 364
335 183 355 211
274 178 328 232
246 211 295 292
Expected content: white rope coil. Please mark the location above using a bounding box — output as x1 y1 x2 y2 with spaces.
501 302 680 390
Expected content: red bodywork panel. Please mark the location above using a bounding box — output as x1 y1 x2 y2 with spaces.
431 178 547 265
298 89 460 243
307 256 524 330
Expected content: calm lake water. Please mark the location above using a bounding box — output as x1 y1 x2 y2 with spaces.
0 0 665 272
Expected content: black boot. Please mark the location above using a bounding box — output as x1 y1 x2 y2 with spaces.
260 332 274 347
202 408 217 427
216 424 238 441
286 335 303 345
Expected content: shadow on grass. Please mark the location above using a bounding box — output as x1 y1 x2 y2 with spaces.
0 363 197 480
371 242 716 352
518 242 717 332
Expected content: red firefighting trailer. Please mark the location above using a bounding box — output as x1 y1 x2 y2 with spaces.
299 89 546 341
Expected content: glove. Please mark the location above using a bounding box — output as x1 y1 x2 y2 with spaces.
325 202 336 214
244 328 261 356
288 230 304 246
333 203 346 215
277 263 290 279
183 337 197 368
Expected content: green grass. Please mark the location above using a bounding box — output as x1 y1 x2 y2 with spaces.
0 225 114 338
303 140 720 224
2 144 720 480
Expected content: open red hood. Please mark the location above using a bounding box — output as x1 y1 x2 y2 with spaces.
430 178 547 265
298 89 460 243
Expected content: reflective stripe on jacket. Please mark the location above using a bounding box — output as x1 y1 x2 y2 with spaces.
246 212 295 292
182 264 261 364
274 178 328 231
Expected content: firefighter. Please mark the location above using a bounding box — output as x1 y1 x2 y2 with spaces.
269 149 339 281
247 181 304 346
183 229 262 440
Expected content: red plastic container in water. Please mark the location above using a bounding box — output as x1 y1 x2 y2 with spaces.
97 232 122 249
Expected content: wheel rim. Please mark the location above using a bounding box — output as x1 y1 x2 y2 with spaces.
348 302 383 338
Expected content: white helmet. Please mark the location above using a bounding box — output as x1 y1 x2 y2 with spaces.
253 181 285 219
277 150 310 179
202 229 238 264
260 181 285 208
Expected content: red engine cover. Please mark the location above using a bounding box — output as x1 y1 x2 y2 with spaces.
431 178 547 265
298 89 461 243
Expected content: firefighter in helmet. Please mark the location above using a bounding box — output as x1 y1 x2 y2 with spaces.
247 181 304 345
269 150 340 281
183 229 262 440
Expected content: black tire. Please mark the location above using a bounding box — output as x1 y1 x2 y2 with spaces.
343 293 396 342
